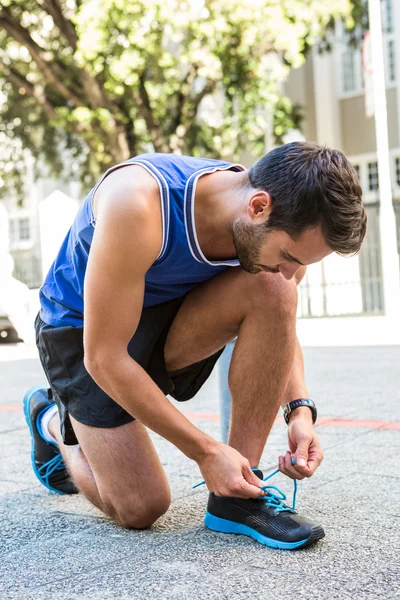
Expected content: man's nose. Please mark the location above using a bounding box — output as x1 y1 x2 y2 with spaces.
279 263 300 280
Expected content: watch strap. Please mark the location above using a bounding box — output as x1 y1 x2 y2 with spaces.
283 398 317 425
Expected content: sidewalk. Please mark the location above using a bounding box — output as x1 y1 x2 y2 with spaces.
0 344 399 600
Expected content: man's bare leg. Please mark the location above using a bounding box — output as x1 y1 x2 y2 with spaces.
48 414 171 529
47 268 296 526
164 268 298 467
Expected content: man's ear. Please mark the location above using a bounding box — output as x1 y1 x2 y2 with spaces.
248 191 272 222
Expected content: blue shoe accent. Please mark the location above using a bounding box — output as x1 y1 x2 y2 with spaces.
23 387 68 495
204 511 309 550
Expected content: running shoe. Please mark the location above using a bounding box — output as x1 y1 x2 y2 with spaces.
202 468 325 550
23 386 78 495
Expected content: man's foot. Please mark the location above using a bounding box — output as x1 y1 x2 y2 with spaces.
204 469 325 550
23 387 78 495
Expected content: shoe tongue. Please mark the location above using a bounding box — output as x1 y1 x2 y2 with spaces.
252 469 264 481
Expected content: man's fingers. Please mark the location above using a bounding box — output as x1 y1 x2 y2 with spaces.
226 479 265 499
294 438 311 469
243 470 266 498
240 464 266 497
214 470 265 499
244 466 264 488
279 451 305 480
303 455 322 476
285 450 307 479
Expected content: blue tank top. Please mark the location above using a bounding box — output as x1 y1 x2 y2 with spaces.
40 153 244 327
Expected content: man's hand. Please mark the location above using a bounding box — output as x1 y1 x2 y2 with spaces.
278 408 324 480
197 442 266 499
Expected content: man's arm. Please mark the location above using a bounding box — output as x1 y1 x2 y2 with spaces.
83 168 265 499
84 168 216 462
281 266 309 409
278 266 324 479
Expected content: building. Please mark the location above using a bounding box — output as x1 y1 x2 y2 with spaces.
2 159 79 290
3 1 399 345
284 0 400 345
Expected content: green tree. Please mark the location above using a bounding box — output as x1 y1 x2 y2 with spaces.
0 0 356 198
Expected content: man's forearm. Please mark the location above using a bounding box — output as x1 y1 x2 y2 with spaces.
86 354 218 462
281 336 309 407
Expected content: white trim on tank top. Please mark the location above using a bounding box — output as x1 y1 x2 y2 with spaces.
184 164 245 267
88 159 170 263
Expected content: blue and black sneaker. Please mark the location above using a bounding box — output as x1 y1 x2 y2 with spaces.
202 469 325 550
23 387 78 495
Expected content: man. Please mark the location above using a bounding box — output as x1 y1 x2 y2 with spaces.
24 142 366 550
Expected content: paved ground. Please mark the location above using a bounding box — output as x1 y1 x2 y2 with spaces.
0 343 399 600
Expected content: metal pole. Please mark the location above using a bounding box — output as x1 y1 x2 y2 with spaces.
218 341 234 444
368 0 400 317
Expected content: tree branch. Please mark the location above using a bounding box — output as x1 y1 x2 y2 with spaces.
40 0 112 110
0 62 59 122
116 98 137 156
41 0 78 50
169 78 218 153
137 73 169 152
169 64 198 134
0 62 113 160
0 7 82 106
189 79 218 118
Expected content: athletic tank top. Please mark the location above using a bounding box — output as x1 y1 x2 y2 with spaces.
39 153 244 327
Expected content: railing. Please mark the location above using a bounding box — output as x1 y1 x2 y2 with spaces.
12 254 42 289
298 204 383 318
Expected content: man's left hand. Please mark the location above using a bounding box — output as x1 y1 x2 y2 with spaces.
278 409 324 480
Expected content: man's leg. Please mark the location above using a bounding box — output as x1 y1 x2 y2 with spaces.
164 268 326 551
47 268 295 527
164 268 297 466
48 415 171 529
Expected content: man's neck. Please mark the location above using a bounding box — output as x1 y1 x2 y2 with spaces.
194 169 247 261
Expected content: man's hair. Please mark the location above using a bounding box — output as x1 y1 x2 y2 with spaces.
247 141 366 255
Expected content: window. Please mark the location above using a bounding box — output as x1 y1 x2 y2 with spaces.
353 164 361 180
381 0 393 34
368 162 379 191
388 39 396 82
342 51 356 92
18 218 30 241
395 157 400 187
339 2 395 97
9 217 32 244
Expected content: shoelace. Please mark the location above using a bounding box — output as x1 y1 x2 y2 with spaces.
255 467 297 514
193 464 298 514
38 452 66 489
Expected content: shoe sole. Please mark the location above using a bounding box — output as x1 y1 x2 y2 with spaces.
204 511 325 550
23 386 67 496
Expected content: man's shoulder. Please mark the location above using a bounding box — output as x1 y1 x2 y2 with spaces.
93 163 160 222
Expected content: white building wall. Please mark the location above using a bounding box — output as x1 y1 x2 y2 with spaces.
291 3 400 345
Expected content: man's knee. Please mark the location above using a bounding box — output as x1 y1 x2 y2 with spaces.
247 272 298 320
101 490 171 530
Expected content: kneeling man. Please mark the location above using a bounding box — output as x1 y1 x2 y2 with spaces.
24 142 365 550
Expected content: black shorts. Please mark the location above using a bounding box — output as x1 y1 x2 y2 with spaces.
35 297 224 445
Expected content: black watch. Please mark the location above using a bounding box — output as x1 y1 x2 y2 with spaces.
283 398 317 425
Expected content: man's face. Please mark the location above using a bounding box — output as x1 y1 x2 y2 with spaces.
232 219 332 279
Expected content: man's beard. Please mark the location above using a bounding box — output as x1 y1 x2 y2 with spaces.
232 219 267 274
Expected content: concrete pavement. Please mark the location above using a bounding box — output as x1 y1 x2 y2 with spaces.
0 344 399 599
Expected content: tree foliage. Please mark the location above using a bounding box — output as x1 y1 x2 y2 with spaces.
0 0 356 199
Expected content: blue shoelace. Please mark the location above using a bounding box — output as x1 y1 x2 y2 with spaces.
193 464 298 514
38 452 66 489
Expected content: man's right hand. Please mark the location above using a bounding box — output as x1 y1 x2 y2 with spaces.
196 442 266 499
